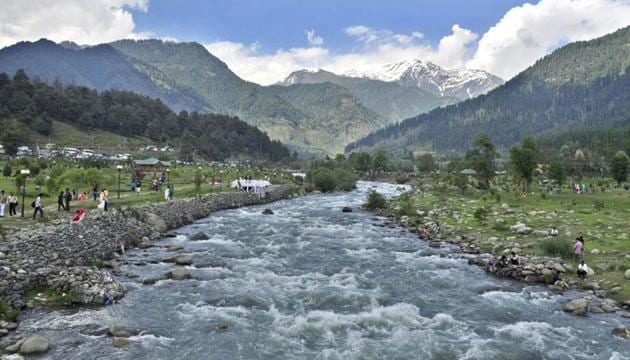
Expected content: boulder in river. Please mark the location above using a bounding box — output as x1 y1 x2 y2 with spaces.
168 268 191 280
108 325 135 338
189 231 209 241
563 298 588 316
342 207 353 213
19 336 49 355
262 209 274 215
612 324 630 338
146 213 168 233
175 256 193 266
113 337 132 348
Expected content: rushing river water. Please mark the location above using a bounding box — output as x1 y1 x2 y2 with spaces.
18 182 630 359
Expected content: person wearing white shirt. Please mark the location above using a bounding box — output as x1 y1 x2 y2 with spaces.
33 193 44 219
577 261 589 279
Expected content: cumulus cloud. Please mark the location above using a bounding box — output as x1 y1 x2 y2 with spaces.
467 0 630 79
0 0 148 49
305 29 324 46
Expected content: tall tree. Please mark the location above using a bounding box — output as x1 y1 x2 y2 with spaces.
548 158 566 186
610 151 629 185
371 148 389 174
510 137 539 192
466 133 496 190
416 153 436 174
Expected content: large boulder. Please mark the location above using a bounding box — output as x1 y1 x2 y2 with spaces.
175 256 193 266
563 298 588 316
510 223 531 235
145 213 167 233
262 209 274 215
113 337 132 348
168 268 191 280
19 336 49 355
342 207 353 213
188 232 209 241
612 325 630 338
624 269 630 280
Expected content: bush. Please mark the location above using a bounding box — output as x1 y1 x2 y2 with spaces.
396 193 415 216
473 207 489 221
364 190 387 210
492 220 509 232
0 300 20 322
540 192 547 200
334 168 358 191
308 167 337 192
395 175 408 184
2 164 11 177
539 238 574 260
593 199 604 211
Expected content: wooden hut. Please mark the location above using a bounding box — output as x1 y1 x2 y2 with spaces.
132 157 172 182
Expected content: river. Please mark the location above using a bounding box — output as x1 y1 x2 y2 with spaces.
16 182 630 359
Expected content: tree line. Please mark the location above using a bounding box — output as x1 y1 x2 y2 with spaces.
0 70 290 162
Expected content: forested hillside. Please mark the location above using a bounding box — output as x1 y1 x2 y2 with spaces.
0 70 290 161
347 26 630 155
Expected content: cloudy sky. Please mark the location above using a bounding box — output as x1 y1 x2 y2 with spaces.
1 0 630 84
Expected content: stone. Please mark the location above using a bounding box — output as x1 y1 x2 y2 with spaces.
342 206 353 213
113 337 132 348
583 282 600 291
137 237 152 249
612 325 630 338
108 325 134 338
620 311 630 318
510 223 531 234
4 341 22 353
167 245 184 252
590 248 601 255
589 306 604 313
168 268 191 280
262 208 274 215
189 232 209 241
145 213 167 233
624 269 630 280
563 298 588 315
175 256 193 266
19 336 49 355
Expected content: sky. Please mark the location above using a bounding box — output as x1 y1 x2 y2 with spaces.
1 0 630 84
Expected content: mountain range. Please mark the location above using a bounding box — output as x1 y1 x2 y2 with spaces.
344 59 504 100
0 39 497 156
346 25 630 155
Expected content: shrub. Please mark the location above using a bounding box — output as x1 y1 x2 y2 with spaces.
539 238 574 260
473 206 489 221
2 164 11 177
364 190 387 210
593 199 604 211
308 167 337 192
492 220 509 232
494 193 502 203
0 300 20 322
334 168 358 191
396 194 415 216
540 192 547 200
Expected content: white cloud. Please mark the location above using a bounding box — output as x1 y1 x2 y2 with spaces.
306 29 324 46
0 0 148 49
467 0 630 79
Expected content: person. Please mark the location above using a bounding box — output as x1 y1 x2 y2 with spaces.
496 255 509 268
99 189 109 211
577 260 589 279
211 176 216 186
550 227 559 237
64 188 72 212
422 225 431 240
72 207 86 222
78 192 88 201
33 193 44 219
164 186 170 201
130 179 136 193
510 252 519 265
8 193 17 217
573 238 583 262
136 180 142 193
57 191 66 211
168 185 174 200
0 190 6 217
92 181 99 201
551 271 569 289
72 188 77 200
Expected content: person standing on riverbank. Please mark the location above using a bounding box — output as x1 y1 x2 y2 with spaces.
64 188 72 212
57 191 66 211
573 238 583 262
7 193 17 217
0 190 6 217
92 181 99 201
33 193 43 219
577 261 589 279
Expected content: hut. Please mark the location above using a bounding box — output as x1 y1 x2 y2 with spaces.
132 157 172 182
460 168 478 182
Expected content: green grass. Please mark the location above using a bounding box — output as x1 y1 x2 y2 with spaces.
32 120 151 150
388 175 630 302
24 287 81 308
0 300 20 322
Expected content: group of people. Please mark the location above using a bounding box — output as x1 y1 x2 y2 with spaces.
0 190 19 217
495 252 520 268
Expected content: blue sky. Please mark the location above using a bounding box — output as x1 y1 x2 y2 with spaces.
131 0 527 52
2 0 630 84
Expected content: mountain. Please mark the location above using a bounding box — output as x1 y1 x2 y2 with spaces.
346 26 630 155
0 39 386 155
277 69 455 122
0 69 290 161
344 59 503 100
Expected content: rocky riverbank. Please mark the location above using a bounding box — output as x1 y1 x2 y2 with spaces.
0 185 299 350
374 208 630 339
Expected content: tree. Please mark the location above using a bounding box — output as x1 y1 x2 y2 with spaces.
416 154 436 174
349 152 371 172
548 158 566 186
371 148 388 174
2 164 11 177
465 133 496 190
610 151 629 185
0 120 30 156
510 137 539 192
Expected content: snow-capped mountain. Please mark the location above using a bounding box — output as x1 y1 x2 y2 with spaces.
344 59 504 100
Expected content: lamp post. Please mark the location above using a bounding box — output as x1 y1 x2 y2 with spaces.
20 169 30 218
116 165 123 199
